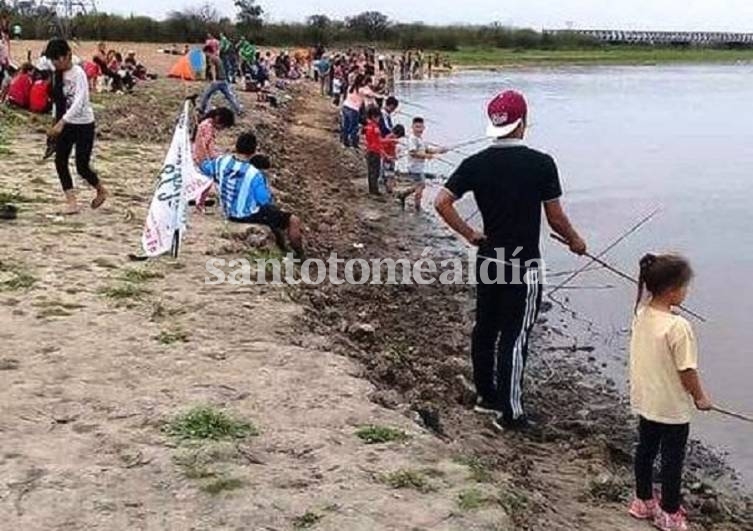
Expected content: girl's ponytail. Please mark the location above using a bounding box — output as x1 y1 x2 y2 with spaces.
634 253 693 314
635 253 656 314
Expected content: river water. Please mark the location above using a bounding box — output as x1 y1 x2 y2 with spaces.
397 64 753 483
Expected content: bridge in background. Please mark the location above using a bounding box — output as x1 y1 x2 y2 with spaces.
545 29 753 47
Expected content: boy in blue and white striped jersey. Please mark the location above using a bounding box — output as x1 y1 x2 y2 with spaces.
200 132 303 257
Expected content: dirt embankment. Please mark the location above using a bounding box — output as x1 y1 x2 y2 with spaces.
278 87 753 530
0 67 751 530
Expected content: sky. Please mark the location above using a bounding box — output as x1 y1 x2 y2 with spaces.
97 0 753 32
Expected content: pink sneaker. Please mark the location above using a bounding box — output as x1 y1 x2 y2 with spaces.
653 507 688 531
628 498 658 520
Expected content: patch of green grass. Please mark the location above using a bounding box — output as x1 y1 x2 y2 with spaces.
381 469 435 493
119 267 165 283
199 476 244 495
36 307 73 319
454 455 494 483
99 283 151 301
457 488 489 511
33 299 86 310
0 262 37 292
292 511 323 529
156 328 190 345
497 488 529 517
447 45 753 67
355 425 410 444
165 406 258 441
0 191 50 204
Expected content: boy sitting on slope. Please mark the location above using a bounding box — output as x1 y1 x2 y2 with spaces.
200 131 304 258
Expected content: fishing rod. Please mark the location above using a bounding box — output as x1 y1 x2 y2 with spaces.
548 207 662 298
396 110 439 125
712 405 753 423
400 99 431 111
549 233 708 322
440 136 491 152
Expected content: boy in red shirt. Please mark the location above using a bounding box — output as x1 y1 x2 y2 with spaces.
381 124 405 194
364 105 383 195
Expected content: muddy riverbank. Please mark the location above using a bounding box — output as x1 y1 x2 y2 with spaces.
282 86 753 530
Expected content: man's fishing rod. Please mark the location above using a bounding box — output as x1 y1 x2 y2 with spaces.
549 233 708 322
548 207 662 298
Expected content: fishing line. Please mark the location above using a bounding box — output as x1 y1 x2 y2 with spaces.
547 207 662 298
395 110 439 124
550 233 708 322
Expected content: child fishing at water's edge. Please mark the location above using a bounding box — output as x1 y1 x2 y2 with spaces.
628 254 712 531
363 105 384 196
398 116 446 211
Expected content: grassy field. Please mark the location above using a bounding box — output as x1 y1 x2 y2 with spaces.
447 46 753 67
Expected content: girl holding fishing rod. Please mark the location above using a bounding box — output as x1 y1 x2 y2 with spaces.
629 253 712 531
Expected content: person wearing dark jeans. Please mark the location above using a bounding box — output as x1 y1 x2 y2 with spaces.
45 38 107 214
634 417 689 514
55 123 100 190
341 106 360 148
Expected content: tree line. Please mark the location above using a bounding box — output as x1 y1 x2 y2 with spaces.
1 1 598 51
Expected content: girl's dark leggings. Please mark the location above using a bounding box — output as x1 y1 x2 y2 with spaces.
635 416 689 514
55 123 100 192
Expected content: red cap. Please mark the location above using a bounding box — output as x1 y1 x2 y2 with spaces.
486 90 527 138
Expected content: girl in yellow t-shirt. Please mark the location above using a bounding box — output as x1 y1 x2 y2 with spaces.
628 253 712 531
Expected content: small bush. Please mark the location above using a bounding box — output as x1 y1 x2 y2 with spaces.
165 406 258 441
119 268 165 283
292 511 323 529
0 262 37 291
355 425 410 444
156 329 190 345
454 455 494 483
457 488 488 511
99 283 151 301
381 469 435 493
200 477 244 495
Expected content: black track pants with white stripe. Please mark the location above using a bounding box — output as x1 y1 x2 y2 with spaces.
472 262 542 421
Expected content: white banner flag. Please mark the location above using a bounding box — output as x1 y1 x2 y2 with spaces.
141 101 210 258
